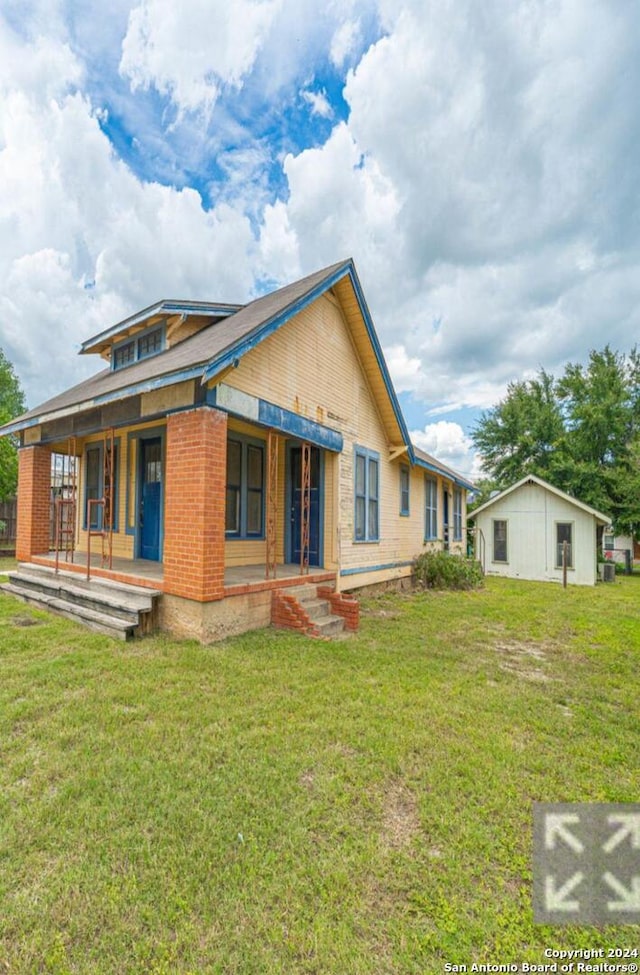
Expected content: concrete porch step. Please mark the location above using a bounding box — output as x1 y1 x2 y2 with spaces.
2 562 162 638
310 613 346 638
1 583 138 640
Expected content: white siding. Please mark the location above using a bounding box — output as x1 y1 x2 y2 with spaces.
474 481 599 586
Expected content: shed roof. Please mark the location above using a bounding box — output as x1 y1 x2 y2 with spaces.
469 474 611 525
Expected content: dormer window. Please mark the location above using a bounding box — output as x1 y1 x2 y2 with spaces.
112 325 165 370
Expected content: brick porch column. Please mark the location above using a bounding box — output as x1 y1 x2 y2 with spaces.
163 407 227 601
16 445 52 561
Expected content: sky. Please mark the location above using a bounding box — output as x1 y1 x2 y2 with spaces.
1 0 639 481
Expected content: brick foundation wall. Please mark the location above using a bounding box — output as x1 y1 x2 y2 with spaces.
16 445 52 561
163 407 227 602
317 586 360 630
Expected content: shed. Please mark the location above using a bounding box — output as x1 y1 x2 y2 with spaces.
470 475 611 586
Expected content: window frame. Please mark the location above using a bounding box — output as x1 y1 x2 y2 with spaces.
424 476 438 541
555 521 574 569
492 518 508 563
399 464 410 516
354 446 380 542
453 488 463 541
225 433 266 540
112 324 165 371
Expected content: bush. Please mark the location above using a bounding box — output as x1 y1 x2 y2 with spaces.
413 549 484 591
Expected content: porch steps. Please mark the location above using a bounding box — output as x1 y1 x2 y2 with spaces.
1 563 161 640
272 583 348 638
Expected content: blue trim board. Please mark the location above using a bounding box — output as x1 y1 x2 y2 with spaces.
207 386 343 453
340 560 413 577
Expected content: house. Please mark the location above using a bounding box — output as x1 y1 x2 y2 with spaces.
470 474 611 586
0 259 473 641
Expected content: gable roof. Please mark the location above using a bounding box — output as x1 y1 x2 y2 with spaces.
0 260 414 454
469 473 611 524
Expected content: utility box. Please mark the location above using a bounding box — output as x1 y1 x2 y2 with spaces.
601 562 616 582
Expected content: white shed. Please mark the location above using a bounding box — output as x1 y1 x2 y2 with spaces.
470 475 611 586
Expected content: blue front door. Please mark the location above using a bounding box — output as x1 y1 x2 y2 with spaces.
290 446 321 567
139 437 162 561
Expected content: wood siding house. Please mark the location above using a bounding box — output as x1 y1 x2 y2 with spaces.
471 474 611 587
0 259 473 640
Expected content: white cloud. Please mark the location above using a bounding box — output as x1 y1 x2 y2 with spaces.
301 88 333 119
384 344 420 393
0 20 256 407
411 421 481 480
330 19 361 68
119 0 281 114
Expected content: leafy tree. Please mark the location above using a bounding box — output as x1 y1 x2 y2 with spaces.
472 369 564 485
0 348 26 501
472 347 640 535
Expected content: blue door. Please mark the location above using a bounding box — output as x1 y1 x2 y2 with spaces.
290 446 321 567
139 437 162 561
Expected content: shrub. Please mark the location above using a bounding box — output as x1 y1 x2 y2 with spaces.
413 549 484 591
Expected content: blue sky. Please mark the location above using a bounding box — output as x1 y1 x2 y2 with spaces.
1 0 640 479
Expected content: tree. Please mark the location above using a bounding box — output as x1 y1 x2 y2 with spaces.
471 369 564 485
0 347 26 501
472 347 640 534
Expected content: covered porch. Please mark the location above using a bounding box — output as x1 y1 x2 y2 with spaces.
27 550 336 596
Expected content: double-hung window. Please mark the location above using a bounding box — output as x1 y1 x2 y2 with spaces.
399 465 410 516
425 477 438 540
354 447 379 541
453 488 463 541
225 436 265 538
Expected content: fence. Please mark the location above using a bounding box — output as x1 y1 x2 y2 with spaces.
0 499 17 553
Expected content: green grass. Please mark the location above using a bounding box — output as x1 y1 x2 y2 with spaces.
0 577 638 973
0 556 16 581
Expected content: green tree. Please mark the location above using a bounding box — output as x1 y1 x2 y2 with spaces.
0 348 26 500
472 347 640 535
472 369 564 485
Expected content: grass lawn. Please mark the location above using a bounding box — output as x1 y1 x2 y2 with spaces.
0 576 638 974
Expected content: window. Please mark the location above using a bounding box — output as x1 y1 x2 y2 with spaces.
493 520 508 562
354 446 379 541
112 326 164 370
400 465 410 516
83 441 119 531
138 329 163 359
556 522 573 568
425 477 438 540
113 342 135 369
604 533 614 552
453 488 463 541
225 436 264 538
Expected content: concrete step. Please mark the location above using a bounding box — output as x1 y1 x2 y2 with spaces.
1 583 137 640
282 583 320 603
8 571 145 624
298 597 330 617
310 614 345 638
17 563 159 607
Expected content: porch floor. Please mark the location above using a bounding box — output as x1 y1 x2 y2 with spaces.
30 553 335 594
